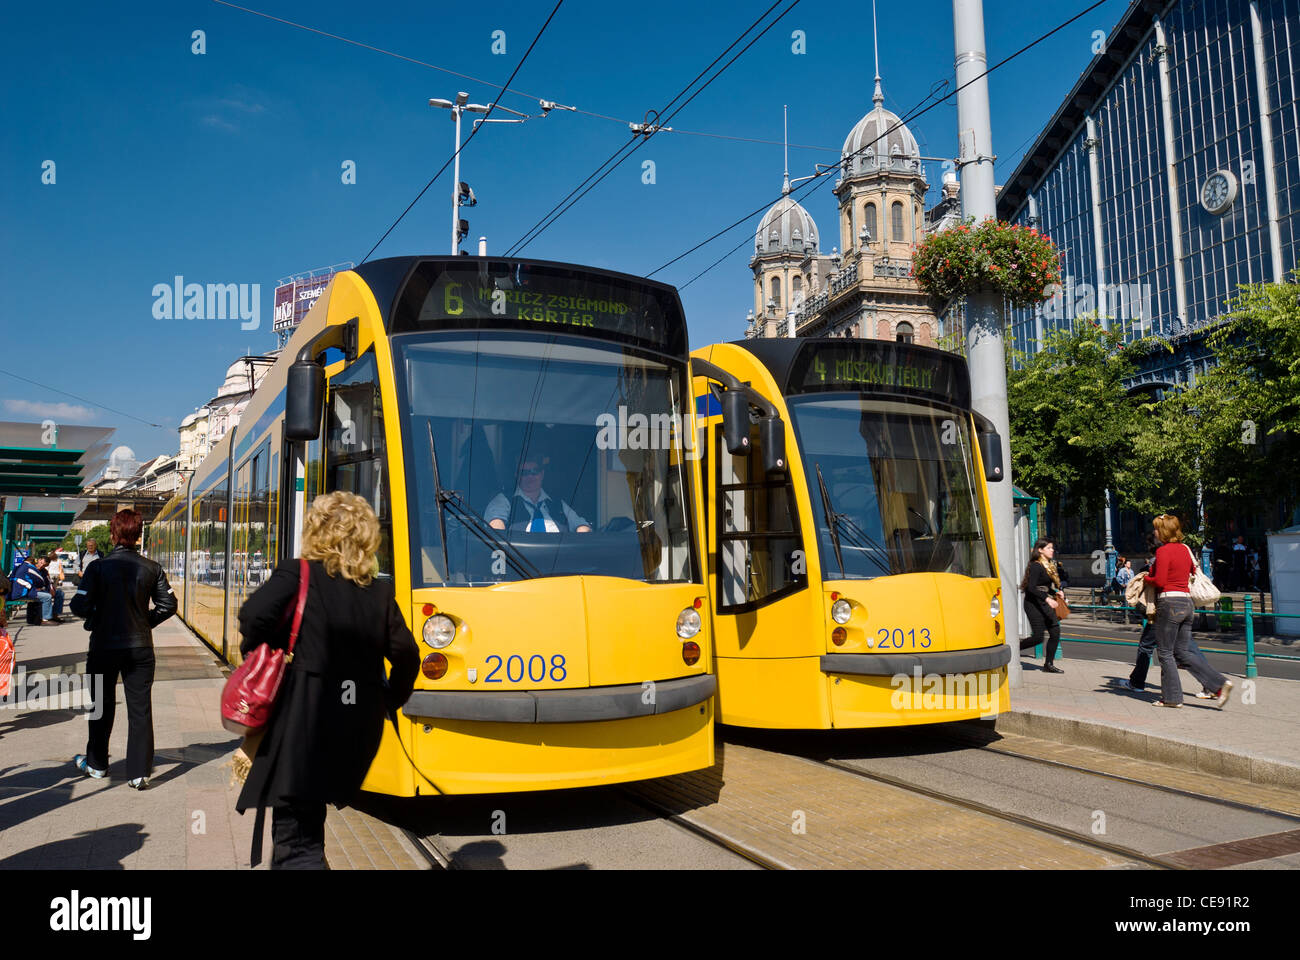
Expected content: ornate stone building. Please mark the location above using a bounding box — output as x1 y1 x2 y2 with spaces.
747 78 947 345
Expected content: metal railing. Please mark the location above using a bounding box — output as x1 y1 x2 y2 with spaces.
1026 597 1300 678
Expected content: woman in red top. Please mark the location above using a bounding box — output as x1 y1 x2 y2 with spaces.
1148 514 1233 708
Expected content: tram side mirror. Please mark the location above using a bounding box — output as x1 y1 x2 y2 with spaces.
978 431 1004 482
758 416 786 475
720 390 751 456
286 360 326 441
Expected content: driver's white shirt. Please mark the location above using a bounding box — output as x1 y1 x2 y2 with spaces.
484 487 588 532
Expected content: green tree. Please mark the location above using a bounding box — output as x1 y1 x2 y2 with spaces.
59 524 112 555
1006 320 1145 515
1187 275 1300 526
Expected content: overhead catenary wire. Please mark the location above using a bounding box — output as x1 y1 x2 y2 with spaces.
506 0 801 257
208 0 838 153
504 0 790 257
651 0 1110 286
649 77 956 280
357 1 566 264
0 367 167 429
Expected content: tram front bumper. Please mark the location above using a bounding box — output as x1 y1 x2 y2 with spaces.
820 644 1011 677
403 674 717 724
820 645 1010 727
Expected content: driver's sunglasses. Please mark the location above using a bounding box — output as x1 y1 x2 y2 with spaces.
519 466 543 476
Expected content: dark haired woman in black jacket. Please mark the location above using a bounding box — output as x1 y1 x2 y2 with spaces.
1020 538 1065 673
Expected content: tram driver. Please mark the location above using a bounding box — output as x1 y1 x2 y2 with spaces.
485 451 592 534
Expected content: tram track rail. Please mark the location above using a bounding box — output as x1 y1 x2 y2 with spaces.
615 785 785 870
926 726 1300 824
402 829 452 870
809 755 1183 870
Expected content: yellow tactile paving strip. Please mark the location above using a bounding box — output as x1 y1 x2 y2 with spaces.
962 731 1300 818
324 805 426 869
627 742 1137 869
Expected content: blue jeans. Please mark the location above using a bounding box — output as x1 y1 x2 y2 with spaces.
36 591 53 620
1155 596 1227 705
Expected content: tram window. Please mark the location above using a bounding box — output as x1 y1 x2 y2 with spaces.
398 334 695 586
715 422 807 613
326 351 393 577
787 397 994 579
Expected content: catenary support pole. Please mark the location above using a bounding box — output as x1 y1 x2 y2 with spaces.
954 0 1021 686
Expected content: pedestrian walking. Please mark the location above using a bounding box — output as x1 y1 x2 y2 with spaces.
1230 535 1248 592
1127 534 1159 690
69 509 177 785
1020 538 1065 674
1148 514 1233 708
46 552 66 619
234 492 419 870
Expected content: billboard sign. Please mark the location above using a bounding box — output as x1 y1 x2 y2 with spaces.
272 264 351 336
272 283 296 332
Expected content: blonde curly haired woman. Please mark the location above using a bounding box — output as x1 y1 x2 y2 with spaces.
234 492 419 869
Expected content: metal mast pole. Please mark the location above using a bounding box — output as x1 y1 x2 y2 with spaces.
452 103 463 254
953 0 1021 686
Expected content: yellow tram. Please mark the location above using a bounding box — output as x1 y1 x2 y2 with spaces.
690 337 1011 729
152 256 715 795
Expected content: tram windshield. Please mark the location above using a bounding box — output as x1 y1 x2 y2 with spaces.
396 332 696 586
786 396 994 581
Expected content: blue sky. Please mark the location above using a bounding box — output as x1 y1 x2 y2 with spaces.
1 0 1128 463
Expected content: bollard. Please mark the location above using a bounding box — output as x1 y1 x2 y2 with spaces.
1244 596 1257 679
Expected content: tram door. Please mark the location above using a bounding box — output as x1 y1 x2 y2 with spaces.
706 409 824 726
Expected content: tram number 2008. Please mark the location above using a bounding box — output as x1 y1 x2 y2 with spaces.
483 654 568 683
875 627 932 649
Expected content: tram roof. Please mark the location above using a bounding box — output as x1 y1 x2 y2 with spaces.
730 337 972 409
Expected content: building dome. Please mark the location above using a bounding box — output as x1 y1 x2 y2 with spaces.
216 359 256 398
841 81 923 180
755 188 820 256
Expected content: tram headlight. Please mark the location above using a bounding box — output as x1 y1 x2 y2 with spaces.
676 607 702 639
423 614 457 649
989 594 1001 618
831 599 852 624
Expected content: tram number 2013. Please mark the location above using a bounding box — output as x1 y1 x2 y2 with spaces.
483 654 568 683
875 627 931 649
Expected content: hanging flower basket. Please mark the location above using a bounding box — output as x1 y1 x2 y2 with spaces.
913 218 1062 310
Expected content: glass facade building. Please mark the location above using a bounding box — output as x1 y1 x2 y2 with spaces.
998 0 1300 389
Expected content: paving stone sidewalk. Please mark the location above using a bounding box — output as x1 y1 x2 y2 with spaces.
0 602 423 870
1007 653 1300 788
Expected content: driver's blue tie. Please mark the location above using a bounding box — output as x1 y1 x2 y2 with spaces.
529 510 546 533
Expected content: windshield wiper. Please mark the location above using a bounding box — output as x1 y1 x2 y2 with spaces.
426 421 539 581
815 463 845 577
439 487 541 580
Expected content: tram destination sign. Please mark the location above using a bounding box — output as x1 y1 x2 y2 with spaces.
394 260 686 355
787 341 970 408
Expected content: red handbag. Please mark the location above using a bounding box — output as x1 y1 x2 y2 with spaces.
221 558 309 735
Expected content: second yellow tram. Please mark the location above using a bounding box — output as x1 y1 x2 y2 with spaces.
691 337 1011 729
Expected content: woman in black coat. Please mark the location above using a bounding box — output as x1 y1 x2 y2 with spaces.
235 492 420 869
1020 538 1065 674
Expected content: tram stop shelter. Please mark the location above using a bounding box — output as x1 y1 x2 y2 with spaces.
0 421 112 571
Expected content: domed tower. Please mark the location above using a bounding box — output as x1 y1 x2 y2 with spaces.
802 72 935 344
749 176 824 338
